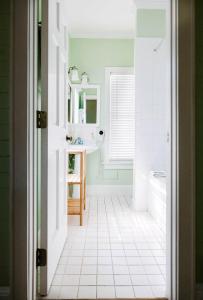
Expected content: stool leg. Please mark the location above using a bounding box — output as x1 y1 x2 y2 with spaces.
84 178 86 210
80 182 83 226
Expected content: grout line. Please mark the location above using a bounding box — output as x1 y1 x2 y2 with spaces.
51 194 166 299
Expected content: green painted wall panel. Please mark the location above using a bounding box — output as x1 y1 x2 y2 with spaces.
69 38 134 185
137 9 166 38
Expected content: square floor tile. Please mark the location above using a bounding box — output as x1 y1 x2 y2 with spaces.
140 256 157 265
112 257 127 266
115 286 135 298
68 257 83 265
78 286 96 299
114 275 131 285
98 250 111 257
125 249 139 257
128 265 145 275
84 249 97 256
151 285 166 297
62 275 80 286
98 265 113 275
152 249 165 256
98 256 112 265
79 275 96 285
69 250 84 257
44 286 60 299
159 265 166 275
133 285 154 297
58 257 68 265
123 243 136 250
110 243 123 250
111 250 125 257
138 249 152 257
59 286 78 299
113 265 129 275
97 275 114 286
83 257 97 265
56 265 66 275
98 243 111 250
148 274 165 285
144 265 161 275
155 256 166 265
71 243 85 250
136 242 150 250
65 265 81 275
97 286 115 298
81 265 97 275
149 242 162 250
131 274 149 285
52 275 63 286
85 243 97 250
126 257 142 265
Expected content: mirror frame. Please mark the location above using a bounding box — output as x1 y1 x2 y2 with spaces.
68 83 100 126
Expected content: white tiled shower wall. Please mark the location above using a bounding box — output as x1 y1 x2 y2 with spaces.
134 38 169 212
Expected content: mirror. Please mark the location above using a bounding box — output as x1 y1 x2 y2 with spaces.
68 84 100 125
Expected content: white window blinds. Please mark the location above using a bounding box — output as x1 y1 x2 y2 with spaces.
109 73 135 160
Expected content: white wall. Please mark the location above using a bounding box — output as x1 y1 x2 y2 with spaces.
133 38 168 211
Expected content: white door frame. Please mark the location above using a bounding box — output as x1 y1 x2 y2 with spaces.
11 0 195 299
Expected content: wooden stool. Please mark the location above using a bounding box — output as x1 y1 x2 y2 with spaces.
67 150 86 225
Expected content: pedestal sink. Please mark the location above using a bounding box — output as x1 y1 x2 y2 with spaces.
67 144 98 154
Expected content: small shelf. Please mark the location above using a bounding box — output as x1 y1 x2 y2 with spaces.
67 174 81 184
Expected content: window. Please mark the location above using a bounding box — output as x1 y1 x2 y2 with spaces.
104 67 135 167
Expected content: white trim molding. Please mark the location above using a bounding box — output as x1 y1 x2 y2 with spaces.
69 33 135 39
87 185 133 197
11 0 196 299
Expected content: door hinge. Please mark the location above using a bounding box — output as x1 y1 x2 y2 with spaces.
37 110 47 128
36 248 47 267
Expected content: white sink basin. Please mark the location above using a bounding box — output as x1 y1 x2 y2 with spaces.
67 144 98 154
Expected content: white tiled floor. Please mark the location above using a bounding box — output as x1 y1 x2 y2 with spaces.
45 194 166 299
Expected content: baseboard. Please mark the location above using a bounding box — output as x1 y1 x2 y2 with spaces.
0 287 10 300
87 185 133 196
197 284 203 300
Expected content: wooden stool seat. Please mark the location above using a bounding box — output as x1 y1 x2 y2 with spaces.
67 174 81 184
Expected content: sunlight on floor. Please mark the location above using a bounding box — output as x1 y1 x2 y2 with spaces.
45 194 166 299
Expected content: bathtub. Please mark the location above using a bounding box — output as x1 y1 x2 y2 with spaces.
148 171 166 232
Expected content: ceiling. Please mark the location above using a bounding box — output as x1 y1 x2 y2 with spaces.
64 0 136 39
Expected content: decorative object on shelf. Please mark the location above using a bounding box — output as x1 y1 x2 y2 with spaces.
74 137 84 145
81 72 89 85
68 66 80 83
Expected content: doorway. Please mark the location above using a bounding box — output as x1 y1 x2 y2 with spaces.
36 0 171 299
10 0 196 298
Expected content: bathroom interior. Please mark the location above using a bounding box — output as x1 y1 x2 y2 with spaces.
38 0 170 299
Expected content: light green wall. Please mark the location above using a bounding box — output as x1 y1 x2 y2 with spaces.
69 38 134 185
136 9 166 38
0 0 11 286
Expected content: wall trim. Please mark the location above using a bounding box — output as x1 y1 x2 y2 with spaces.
0 287 10 299
69 33 135 39
196 284 203 300
11 0 196 299
87 185 133 196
